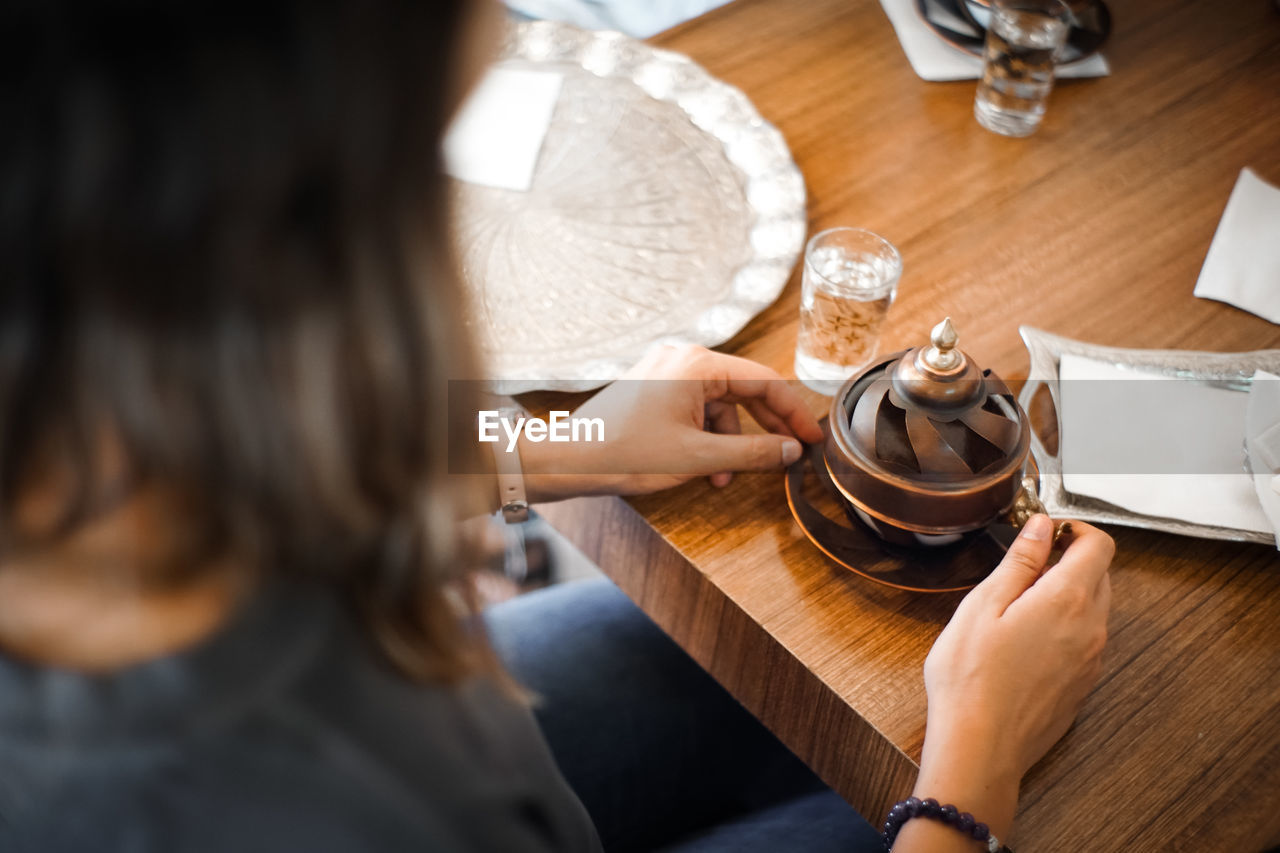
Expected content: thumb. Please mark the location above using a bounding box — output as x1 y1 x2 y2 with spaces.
978 514 1054 612
688 431 804 474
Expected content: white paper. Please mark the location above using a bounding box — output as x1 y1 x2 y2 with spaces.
1246 370 1280 548
1059 353 1272 534
878 0 1109 82
443 68 563 192
1193 168 1280 324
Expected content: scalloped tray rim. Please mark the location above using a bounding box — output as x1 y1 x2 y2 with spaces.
473 20 807 395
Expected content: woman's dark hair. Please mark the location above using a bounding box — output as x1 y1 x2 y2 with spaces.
1 0 496 682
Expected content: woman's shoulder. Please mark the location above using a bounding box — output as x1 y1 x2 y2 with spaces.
0 580 600 853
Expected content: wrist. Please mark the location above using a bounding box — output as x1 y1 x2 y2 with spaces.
922 707 1023 792
903 721 1020 847
519 434 618 503
909 758 1018 842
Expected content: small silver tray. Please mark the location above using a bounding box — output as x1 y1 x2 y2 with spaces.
452 21 806 393
1018 326 1280 545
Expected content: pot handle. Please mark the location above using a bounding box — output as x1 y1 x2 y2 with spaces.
1004 476 1073 546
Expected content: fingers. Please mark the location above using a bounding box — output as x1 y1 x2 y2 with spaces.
687 430 804 475
728 379 824 444
1041 522 1115 593
706 400 742 436
742 398 794 439
1089 573 1112 642
705 402 741 488
627 345 823 444
976 513 1055 613
696 351 824 444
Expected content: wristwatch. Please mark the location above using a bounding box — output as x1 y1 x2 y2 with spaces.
492 407 529 524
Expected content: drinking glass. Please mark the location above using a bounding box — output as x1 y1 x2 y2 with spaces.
974 0 1071 137
793 227 901 396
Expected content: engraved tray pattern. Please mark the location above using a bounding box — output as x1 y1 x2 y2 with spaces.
452 22 806 393
1019 326 1280 545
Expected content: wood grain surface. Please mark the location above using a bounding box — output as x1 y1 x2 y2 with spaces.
532 0 1280 849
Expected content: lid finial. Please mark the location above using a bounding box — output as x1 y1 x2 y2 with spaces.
923 317 961 371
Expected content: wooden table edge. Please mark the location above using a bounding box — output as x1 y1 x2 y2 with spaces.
537 495 921 826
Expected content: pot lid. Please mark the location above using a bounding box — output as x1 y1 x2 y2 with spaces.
847 318 1025 480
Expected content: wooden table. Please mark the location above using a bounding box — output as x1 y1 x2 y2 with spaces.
534 1 1280 848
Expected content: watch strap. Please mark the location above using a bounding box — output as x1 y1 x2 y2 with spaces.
492 408 529 524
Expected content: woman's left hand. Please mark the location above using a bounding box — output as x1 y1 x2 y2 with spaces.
521 344 824 501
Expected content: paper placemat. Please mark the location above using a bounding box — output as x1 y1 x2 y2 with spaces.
1058 352 1272 535
879 0 1110 82
443 68 563 192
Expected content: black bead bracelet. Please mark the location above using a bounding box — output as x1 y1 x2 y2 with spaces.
882 796 1001 852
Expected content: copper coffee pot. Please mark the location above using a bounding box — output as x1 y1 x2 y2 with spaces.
824 318 1056 547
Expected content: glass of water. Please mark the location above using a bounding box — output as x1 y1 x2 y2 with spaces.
793 227 901 396
974 0 1071 138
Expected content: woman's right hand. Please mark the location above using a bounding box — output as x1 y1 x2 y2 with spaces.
894 514 1113 850
927 514 1113 779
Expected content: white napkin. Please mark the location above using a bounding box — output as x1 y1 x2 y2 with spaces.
505 0 736 38
1246 370 1280 548
1058 353 1273 535
878 0 1109 82
442 68 563 192
1193 168 1280 324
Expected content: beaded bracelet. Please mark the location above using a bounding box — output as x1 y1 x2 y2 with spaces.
882 797 1001 852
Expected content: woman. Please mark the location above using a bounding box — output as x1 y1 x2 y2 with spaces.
0 0 1112 851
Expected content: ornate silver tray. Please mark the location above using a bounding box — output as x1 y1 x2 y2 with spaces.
452 21 806 393
1019 326 1280 544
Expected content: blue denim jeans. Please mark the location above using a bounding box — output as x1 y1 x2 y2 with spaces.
486 579 883 853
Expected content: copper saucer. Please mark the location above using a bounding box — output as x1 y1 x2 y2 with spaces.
785 419 1016 593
